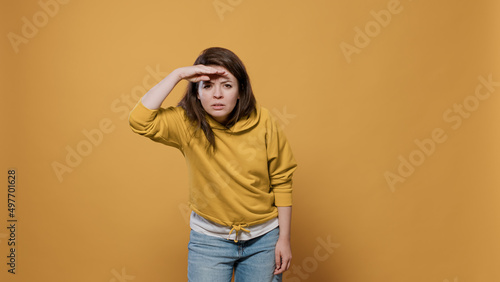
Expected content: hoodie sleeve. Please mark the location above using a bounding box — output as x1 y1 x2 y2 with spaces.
266 114 298 206
128 99 187 150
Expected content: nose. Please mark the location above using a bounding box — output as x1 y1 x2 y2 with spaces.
213 84 223 99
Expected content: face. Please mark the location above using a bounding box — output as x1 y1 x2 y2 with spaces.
197 65 240 125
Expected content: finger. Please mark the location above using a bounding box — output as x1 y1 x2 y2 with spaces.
198 75 211 81
275 250 281 270
286 259 291 271
190 75 210 83
197 65 224 74
274 256 290 274
206 70 227 77
274 267 285 275
278 257 289 272
202 66 219 74
214 68 227 74
200 66 227 76
274 265 284 275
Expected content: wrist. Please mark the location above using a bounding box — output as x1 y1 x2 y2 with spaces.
278 234 291 242
170 68 183 82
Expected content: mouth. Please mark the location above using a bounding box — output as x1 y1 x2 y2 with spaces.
211 103 225 110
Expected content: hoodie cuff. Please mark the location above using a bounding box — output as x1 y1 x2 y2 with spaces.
129 100 159 130
274 191 292 207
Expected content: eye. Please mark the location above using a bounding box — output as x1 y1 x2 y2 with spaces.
203 84 212 89
224 84 232 88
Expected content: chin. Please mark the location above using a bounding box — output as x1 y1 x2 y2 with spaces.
208 111 226 120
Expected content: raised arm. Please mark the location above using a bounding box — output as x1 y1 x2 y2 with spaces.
141 65 227 110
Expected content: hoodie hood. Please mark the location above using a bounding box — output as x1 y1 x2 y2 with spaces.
206 102 261 133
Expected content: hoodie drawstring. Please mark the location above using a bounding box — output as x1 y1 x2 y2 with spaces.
227 224 250 242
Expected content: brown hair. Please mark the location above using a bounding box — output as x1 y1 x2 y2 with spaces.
178 47 256 152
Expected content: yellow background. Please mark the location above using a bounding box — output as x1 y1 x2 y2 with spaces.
2 0 500 281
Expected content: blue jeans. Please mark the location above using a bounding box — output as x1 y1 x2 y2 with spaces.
187 227 282 282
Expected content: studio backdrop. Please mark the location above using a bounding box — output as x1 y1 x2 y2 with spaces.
2 0 500 281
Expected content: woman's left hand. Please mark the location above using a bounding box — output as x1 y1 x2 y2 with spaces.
274 237 292 274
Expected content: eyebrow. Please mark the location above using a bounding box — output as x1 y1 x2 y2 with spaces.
205 79 233 83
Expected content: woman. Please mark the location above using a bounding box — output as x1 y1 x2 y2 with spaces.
129 47 298 282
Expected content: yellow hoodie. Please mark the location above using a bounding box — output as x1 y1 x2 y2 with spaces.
129 99 298 231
